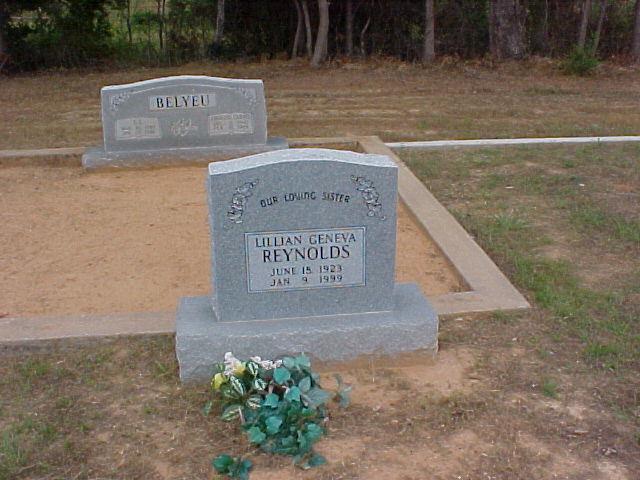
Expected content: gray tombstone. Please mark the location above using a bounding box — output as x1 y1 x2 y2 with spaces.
82 75 287 169
176 149 438 382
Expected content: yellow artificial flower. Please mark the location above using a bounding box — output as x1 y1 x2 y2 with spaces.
234 362 246 375
212 373 227 390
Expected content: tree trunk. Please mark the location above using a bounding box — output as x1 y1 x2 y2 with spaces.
346 0 354 57
592 0 607 53
423 0 435 62
0 5 7 57
301 0 313 58
360 15 370 57
311 0 330 67
125 0 132 44
578 0 591 49
489 0 527 59
215 0 225 44
157 0 166 53
292 0 303 58
633 0 640 62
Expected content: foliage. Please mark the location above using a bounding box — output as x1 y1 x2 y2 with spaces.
6 0 116 70
3 0 640 70
205 352 351 477
212 455 252 480
562 47 600 76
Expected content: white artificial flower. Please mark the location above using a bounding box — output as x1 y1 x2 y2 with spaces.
223 351 243 377
249 355 282 370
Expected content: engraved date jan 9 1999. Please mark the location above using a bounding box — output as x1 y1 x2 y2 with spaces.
245 227 365 293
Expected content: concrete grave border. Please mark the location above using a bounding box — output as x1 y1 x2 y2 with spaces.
0 135 529 352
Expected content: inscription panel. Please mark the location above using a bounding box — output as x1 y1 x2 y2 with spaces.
245 227 365 293
115 117 161 140
209 113 255 136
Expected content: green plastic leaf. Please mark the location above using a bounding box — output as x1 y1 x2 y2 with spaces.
298 376 312 393
212 454 234 473
221 384 241 400
247 426 266 444
304 387 331 408
338 386 352 408
262 392 279 408
253 377 267 391
305 422 324 442
295 354 311 368
265 415 283 434
246 361 259 377
273 367 291 385
221 404 243 422
230 376 245 396
213 362 225 374
246 395 262 409
308 453 327 467
296 430 310 452
300 453 327 470
236 459 252 480
282 357 296 369
285 386 301 402
202 400 213 417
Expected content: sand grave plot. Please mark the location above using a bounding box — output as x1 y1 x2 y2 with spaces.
0 163 464 318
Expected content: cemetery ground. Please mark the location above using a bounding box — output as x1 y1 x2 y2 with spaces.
1 59 640 150
0 62 639 479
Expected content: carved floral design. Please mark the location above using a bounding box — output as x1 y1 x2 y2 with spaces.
351 175 385 220
109 91 131 112
227 180 259 224
170 118 198 137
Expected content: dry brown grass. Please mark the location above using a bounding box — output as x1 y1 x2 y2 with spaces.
1 58 640 150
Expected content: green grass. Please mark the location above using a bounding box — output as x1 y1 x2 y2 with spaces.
0 417 59 480
570 202 640 245
0 429 27 480
403 144 640 370
541 378 559 398
460 211 638 369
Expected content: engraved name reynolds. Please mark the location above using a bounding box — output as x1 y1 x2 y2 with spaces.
245 227 365 293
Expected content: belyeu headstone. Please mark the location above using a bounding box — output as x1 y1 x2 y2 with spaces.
176 149 438 382
82 75 287 169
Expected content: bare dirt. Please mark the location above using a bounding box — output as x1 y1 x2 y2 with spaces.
0 165 462 317
2 335 635 480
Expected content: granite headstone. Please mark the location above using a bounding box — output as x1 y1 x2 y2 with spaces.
82 75 287 169
176 148 438 382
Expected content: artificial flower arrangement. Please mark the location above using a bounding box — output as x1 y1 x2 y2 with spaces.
206 352 351 479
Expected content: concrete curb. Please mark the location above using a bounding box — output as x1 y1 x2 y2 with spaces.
1 135 530 352
357 136 530 316
386 135 640 150
2 135 640 161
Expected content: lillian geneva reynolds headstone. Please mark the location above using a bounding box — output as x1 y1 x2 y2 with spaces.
176 148 438 382
82 75 287 169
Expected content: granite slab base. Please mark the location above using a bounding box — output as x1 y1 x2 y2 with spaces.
82 137 288 170
176 283 438 383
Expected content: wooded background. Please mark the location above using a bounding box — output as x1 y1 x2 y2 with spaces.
1 0 640 71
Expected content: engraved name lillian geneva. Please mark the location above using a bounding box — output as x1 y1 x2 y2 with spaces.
245 227 366 293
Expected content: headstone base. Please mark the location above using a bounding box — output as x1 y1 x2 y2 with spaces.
81 137 289 170
176 283 438 383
